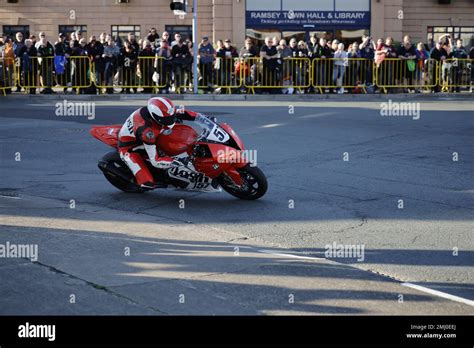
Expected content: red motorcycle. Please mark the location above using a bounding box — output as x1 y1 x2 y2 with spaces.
90 114 267 200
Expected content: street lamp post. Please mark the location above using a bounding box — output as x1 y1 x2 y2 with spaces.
171 0 198 94
192 0 198 94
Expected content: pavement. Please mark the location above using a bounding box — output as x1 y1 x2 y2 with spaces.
0 95 473 315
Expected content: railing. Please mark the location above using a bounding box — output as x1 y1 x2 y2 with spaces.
213 57 241 92
0 57 15 95
171 56 193 94
243 57 312 93
93 56 167 93
312 58 374 92
3 57 473 95
176 57 242 94
12 56 93 92
374 58 438 92
439 58 473 91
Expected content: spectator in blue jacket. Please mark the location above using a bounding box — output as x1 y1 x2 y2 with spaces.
198 36 215 93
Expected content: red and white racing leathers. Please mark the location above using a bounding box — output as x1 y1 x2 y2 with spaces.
118 106 198 188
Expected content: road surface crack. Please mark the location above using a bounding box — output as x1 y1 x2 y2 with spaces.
30 259 169 315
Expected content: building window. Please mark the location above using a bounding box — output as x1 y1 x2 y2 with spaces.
111 25 141 41
246 28 367 47
427 26 474 49
335 29 369 46
3 25 30 39
165 25 192 41
282 31 306 44
58 25 87 39
246 28 281 47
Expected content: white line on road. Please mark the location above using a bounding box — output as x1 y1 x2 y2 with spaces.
0 195 21 200
260 123 286 128
258 249 325 261
401 282 474 307
258 248 474 307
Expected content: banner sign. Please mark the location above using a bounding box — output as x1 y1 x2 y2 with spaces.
246 10 370 29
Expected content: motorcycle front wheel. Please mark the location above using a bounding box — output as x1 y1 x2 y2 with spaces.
217 164 268 200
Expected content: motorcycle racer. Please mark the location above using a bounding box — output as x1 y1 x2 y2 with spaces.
118 97 204 189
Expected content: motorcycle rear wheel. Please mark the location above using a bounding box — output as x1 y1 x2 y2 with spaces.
100 151 146 193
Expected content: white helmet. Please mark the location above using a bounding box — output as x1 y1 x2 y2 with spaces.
147 97 176 127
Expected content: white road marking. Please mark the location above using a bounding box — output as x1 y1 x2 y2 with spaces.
298 112 338 119
401 282 474 307
0 195 21 200
258 248 474 307
260 123 286 128
258 249 325 261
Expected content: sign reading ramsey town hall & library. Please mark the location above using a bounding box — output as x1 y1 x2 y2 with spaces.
246 0 371 29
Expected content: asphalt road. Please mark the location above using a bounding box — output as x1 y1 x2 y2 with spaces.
0 97 473 314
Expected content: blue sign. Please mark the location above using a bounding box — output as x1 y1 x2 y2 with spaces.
246 10 370 29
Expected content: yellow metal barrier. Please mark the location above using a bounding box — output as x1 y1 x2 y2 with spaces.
5 56 472 94
239 57 259 92
374 58 438 91
170 57 193 94
154 56 172 92
162 57 243 93
69 56 93 91
197 59 214 92
439 58 473 91
0 57 15 95
243 57 311 93
15 56 92 92
213 57 241 93
312 58 373 92
93 56 166 93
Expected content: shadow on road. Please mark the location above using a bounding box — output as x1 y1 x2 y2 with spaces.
0 221 448 315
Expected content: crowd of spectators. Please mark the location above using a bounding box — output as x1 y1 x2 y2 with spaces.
0 28 473 95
